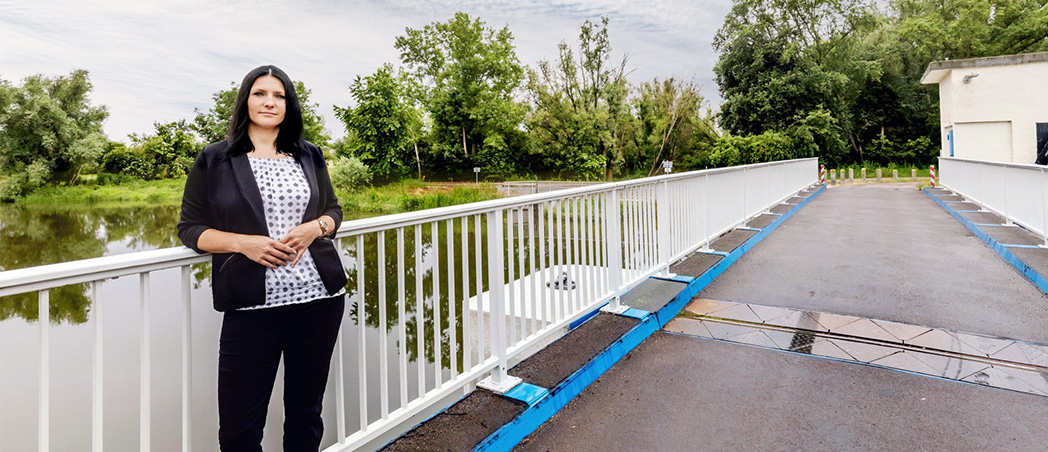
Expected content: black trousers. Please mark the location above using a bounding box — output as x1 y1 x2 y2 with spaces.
218 295 345 452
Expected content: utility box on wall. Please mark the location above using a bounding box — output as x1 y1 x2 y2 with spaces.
921 52 1048 164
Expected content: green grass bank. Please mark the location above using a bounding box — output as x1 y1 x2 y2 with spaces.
13 177 502 218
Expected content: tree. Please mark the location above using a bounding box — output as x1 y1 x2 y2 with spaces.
335 64 419 179
127 119 200 179
294 81 333 148
0 70 108 199
634 78 718 176
192 82 237 144
192 80 331 148
526 17 633 179
714 0 894 164
893 0 1048 63
395 12 527 177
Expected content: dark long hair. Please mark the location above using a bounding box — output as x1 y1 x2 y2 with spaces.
226 65 305 157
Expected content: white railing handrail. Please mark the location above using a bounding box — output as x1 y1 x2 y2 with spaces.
338 158 816 234
0 247 208 297
940 156 1044 170
0 158 817 297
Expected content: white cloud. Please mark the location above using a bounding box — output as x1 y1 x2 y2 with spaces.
0 0 730 142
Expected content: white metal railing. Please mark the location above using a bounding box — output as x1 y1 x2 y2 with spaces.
939 157 1048 246
0 158 817 451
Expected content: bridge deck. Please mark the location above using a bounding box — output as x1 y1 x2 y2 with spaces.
703 183 1048 344
514 183 1048 450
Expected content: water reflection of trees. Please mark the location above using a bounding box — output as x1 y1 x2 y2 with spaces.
345 222 488 372
343 206 606 373
0 205 185 324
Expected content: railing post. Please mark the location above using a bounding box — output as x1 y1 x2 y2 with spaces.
92 281 104 452
140 272 151 452
181 267 192 452
39 289 49 452
742 167 748 224
657 180 672 276
765 165 772 213
478 209 522 394
1004 165 1013 225
332 239 346 445
703 174 711 251
1041 169 1047 248
603 189 628 314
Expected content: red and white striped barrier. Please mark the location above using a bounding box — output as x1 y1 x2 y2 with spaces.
929 165 936 188
820 165 826 185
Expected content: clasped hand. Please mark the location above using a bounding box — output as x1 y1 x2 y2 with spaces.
239 222 321 269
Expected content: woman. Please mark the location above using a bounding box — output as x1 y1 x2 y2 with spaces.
177 65 348 451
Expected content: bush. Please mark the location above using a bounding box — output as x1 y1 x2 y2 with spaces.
790 108 847 166
100 143 142 174
903 136 936 165
705 131 805 168
865 135 936 166
0 161 50 201
330 157 372 190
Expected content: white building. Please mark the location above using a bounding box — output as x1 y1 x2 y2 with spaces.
920 52 1048 164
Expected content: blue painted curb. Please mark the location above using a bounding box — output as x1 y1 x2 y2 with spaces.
620 307 650 320
473 183 827 451
504 383 549 407
923 189 1048 295
649 274 696 284
669 274 696 284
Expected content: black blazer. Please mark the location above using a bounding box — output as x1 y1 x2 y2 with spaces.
177 140 348 311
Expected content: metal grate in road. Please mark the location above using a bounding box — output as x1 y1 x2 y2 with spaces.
668 298 1048 397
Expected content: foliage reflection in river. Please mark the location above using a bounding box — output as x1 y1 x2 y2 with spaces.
343 203 610 373
0 204 191 323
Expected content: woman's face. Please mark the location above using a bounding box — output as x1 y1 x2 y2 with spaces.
247 75 286 130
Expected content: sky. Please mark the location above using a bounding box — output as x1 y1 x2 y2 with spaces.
0 0 731 142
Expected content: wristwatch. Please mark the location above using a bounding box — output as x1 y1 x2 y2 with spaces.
317 218 330 236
